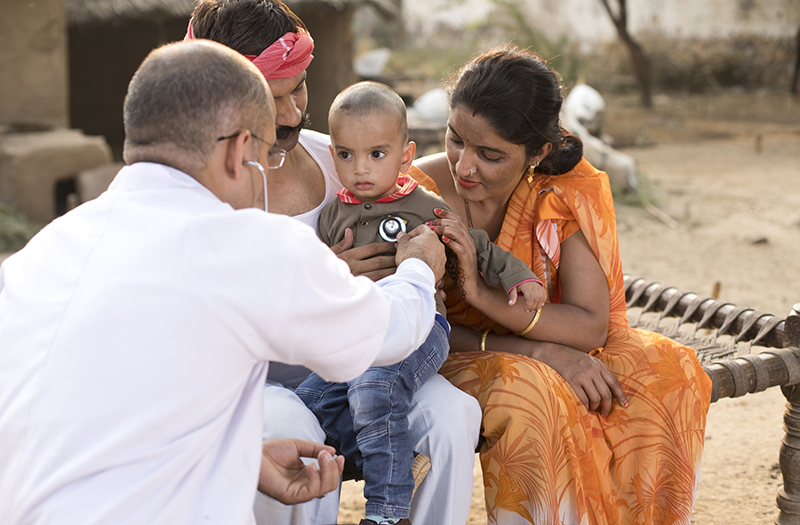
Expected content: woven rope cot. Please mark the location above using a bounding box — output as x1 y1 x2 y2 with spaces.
624 274 800 524
340 276 800 522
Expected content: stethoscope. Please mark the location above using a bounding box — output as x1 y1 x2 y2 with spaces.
242 160 410 244
244 160 268 212
378 216 407 242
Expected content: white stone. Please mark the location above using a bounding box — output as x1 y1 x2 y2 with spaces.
0 129 112 223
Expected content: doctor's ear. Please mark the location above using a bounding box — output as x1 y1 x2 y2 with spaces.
221 131 253 180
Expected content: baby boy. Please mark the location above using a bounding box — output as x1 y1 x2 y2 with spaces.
296 81 544 525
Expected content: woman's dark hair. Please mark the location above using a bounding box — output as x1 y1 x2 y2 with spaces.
448 45 583 176
191 0 307 56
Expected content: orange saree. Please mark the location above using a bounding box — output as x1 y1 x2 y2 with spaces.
413 161 712 524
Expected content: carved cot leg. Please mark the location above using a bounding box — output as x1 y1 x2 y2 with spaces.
778 384 800 524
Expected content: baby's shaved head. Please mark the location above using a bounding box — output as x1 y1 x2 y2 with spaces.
329 81 408 142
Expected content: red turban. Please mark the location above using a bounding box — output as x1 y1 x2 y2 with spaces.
184 20 314 80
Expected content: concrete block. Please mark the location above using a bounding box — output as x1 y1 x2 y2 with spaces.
0 129 112 223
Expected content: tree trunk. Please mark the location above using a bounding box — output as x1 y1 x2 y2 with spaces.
620 32 653 108
599 0 653 108
792 23 800 95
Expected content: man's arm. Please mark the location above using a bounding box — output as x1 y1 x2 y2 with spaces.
367 225 445 367
395 224 445 281
251 217 445 382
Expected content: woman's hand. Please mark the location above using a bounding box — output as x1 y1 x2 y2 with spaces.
533 342 627 418
467 330 627 418
426 208 483 300
330 228 397 281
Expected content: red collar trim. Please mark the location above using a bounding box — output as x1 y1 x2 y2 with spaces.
336 174 418 204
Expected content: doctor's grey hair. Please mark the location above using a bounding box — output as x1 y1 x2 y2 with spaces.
123 39 272 173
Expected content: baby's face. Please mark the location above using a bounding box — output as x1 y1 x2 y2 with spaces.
329 111 409 202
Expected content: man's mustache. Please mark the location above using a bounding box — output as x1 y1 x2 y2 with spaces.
276 114 312 140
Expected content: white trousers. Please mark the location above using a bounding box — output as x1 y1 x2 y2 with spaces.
254 374 481 524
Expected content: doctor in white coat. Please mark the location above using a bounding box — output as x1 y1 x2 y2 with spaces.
0 40 445 525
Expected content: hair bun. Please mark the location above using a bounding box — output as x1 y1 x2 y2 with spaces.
539 132 583 175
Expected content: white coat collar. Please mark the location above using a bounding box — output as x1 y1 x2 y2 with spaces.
109 162 222 205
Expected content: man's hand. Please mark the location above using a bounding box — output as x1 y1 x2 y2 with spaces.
395 224 446 281
330 228 397 281
257 438 345 505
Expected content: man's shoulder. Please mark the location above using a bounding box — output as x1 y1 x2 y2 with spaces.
298 129 338 185
299 129 331 150
319 196 344 216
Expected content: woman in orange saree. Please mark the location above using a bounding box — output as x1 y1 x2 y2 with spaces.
414 46 712 524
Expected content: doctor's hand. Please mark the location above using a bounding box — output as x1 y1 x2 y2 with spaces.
331 228 397 281
257 438 344 505
396 224 446 281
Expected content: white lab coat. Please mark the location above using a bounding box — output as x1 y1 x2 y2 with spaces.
0 162 436 524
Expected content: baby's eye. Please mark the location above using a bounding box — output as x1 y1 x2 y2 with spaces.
338 151 353 160
371 151 386 159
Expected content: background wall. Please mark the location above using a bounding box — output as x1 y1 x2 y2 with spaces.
402 0 800 45
0 0 69 129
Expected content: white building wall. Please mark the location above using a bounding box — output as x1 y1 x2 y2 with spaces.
402 0 800 46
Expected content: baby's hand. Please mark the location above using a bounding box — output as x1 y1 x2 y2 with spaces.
508 280 546 312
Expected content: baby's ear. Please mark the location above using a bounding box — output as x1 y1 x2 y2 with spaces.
400 141 417 173
328 144 335 159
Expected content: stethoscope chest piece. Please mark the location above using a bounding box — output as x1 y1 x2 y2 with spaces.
379 215 408 242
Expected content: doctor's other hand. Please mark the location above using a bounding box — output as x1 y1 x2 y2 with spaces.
257 438 344 505
395 225 446 281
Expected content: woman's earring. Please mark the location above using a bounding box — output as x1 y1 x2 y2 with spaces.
527 162 539 184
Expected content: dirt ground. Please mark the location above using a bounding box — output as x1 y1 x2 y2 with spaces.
338 90 800 524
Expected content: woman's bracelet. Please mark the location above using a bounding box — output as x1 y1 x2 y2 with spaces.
480 328 491 352
515 306 542 336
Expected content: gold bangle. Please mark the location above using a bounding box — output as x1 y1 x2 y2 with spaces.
515 306 542 336
479 329 491 352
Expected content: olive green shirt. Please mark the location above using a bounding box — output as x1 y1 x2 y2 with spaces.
318 183 539 315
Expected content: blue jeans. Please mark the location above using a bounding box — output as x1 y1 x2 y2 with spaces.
295 320 449 518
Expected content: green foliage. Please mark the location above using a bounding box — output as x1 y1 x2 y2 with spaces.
610 170 656 209
384 38 480 83
488 0 584 86
0 205 42 254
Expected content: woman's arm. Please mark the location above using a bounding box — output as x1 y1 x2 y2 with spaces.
536 230 609 349
436 208 609 351
449 325 626 417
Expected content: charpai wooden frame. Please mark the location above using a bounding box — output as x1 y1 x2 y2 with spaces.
624 274 800 524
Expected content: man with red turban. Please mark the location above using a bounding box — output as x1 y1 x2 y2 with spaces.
186 2 482 524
